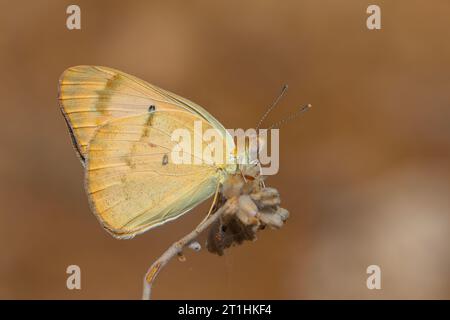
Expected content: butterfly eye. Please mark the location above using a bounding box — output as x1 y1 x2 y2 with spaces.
148 105 156 112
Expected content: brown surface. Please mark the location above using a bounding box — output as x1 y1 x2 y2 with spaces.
0 0 449 299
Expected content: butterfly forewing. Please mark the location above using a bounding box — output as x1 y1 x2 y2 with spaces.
59 65 213 163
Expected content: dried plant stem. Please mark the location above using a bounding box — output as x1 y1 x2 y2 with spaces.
142 199 235 300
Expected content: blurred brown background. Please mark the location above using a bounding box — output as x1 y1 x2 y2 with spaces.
0 0 449 299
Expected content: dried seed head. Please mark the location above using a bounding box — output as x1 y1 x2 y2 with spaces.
206 172 289 255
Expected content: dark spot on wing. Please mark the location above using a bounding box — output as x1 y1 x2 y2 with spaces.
162 154 169 166
125 157 136 169
141 111 155 139
148 105 156 112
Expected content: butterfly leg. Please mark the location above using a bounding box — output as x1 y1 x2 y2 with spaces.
197 181 221 227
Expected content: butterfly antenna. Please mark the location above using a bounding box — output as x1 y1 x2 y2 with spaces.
268 104 312 129
256 85 289 130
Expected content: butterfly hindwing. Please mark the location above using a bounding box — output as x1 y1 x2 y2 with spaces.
85 110 223 238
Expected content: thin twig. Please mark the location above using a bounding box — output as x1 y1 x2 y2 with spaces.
142 199 235 300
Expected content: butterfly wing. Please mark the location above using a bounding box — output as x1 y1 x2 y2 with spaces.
85 109 225 238
60 66 237 237
58 65 232 164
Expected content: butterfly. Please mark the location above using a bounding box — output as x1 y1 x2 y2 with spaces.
59 66 239 239
59 66 309 240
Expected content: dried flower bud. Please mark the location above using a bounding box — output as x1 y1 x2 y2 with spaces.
238 195 258 217
250 188 279 201
242 164 260 178
237 195 259 225
258 196 281 207
277 207 289 221
251 188 281 208
222 175 244 199
259 211 283 229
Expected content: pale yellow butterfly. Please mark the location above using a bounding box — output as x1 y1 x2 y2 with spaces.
59 66 236 239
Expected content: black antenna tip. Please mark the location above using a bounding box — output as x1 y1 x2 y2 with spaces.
299 103 312 112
